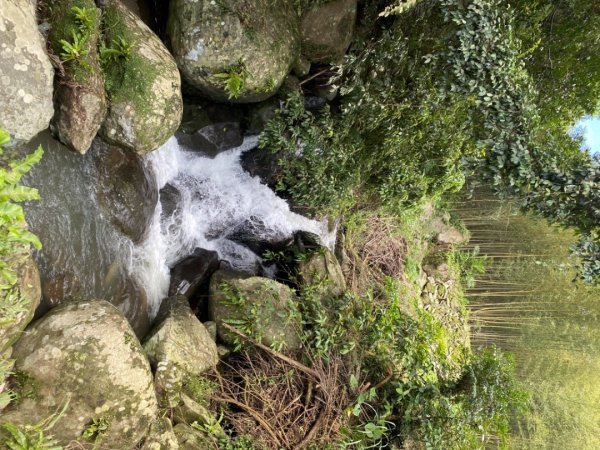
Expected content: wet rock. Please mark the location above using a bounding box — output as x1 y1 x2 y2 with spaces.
226 216 293 257
297 248 346 299
0 0 54 142
96 140 158 243
301 0 357 63
144 295 218 406
168 248 220 299
110 275 151 338
209 270 301 350
41 271 82 307
167 0 300 102
160 183 182 221
240 146 282 189
99 0 183 154
177 102 244 155
141 417 180 450
42 0 107 154
294 230 322 251
0 256 41 353
3 300 158 447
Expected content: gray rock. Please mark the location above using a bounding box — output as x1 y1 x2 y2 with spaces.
95 139 158 244
173 393 219 430
292 55 311 77
99 0 183 154
173 423 216 450
141 417 180 450
0 256 41 353
203 321 217 342
3 300 158 447
246 98 280 134
0 0 54 142
167 0 300 102
144 296 218 406
301 0 357 63
208 270 301 350
43 0 107 154
297 248 346 299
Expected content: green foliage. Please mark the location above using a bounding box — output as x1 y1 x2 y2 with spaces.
0 130 42 316
0 402 68 450
99 36 133 65
70 5 95 34
81 417 109 442
213 61 248 99
58 31 89 62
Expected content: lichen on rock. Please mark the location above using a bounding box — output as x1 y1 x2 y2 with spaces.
2 300 158 447
0 0 54 142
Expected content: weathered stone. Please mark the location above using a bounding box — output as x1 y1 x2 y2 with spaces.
297 248 346 299
42 0 107 154
99 0 183 154
0 0 54 142
141 417 180 450
173 423 217 450
168 248 220 299
0 256 41 353
203 321 217 342
167 0 300 102
144 295 218 405
2 300 158 447
173 393 217 429
209 270 301 350
160 183 182 221
301 0 357 63
292 55 311 77
95 139 158 243
437 226 467 246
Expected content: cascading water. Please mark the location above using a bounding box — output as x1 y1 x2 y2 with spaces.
22 131 335 334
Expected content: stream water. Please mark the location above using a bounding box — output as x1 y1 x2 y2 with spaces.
22 131 333 335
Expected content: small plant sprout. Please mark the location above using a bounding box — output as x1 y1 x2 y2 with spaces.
213 61 248 99
59 31 89 62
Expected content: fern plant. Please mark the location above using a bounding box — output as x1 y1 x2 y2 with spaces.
58 31 89 62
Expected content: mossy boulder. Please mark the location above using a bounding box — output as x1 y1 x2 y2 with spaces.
99 0 183 154
0 256 41 353
173 423 216 449
301 0 357 63
2 300 158 447
143 296 218 406
297 248 346 300
208 270 301 350
167 0 300 102
41 0 107 154
0 0 54 142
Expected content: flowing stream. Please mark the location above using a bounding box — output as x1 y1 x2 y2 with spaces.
22 131 334 335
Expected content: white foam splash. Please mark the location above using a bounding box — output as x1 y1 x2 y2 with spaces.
131 136 335 318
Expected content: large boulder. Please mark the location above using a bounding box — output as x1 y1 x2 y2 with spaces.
143 295 218 405
167 0 300 102
41 0 107 154
95 139 158 243
300 0 357 63
2 300 158 447
0 0 54 142
208 270 301 350
0 256 41 353
99 0 183 154
141 417 180 450
297 248 346 300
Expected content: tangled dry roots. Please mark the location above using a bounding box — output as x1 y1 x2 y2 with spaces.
211 349 349 450
347 215 407 291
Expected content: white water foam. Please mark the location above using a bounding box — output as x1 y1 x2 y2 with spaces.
130 136 336 318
